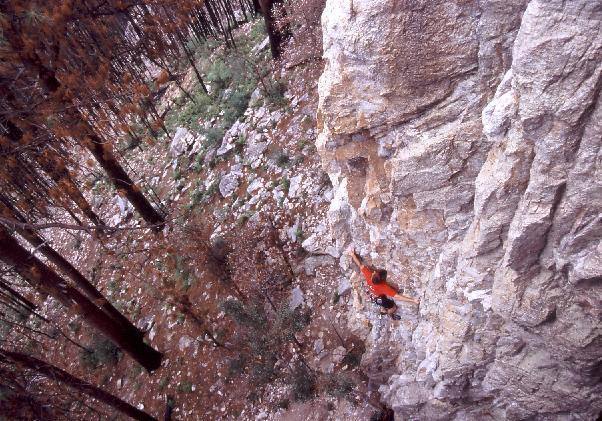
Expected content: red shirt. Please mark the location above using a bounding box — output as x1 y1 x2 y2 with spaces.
361 266 397 297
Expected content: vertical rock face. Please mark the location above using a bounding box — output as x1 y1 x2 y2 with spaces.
317 0 601 419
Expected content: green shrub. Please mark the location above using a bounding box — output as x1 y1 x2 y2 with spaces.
222 299 266 330
201 126 225 146
80 337 122 370
250 359 278 386
280 177 290 195
177 381 194 393
206 59 232 92
158 376 170 390
326 373 354 398
274 151 290 167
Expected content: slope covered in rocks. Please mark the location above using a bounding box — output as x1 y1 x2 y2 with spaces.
314 0 601 419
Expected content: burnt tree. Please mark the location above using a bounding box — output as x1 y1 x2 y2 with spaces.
0 227 162 371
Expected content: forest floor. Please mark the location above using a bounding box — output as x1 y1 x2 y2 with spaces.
29 19 383 421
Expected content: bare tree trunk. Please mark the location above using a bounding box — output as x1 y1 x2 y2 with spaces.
25 54 165 229
0 350 157 421
0 228 163 371
0 198 142 338
259 0 289 59
84 134 165 229
3 119 104 227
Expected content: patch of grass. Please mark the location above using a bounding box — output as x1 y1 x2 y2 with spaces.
294 225 304 242
280 177 290 195
222 299 266 330
107 279 119 294
325 373 354 398
80 336 122 370
165 89 213 133
201 126 226 146
177 381 194 393
158 376 170 390
274 151 290 167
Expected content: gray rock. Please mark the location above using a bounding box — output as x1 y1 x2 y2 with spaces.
251 36 270 54
337 277 352 296
178 335 194 352
313 338 324 355
218 172 239 198
289 286 305 310
317 0 602 418
303 255 335 276
170 127 193 157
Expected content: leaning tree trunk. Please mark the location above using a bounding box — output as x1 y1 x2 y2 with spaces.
0 228 163 371
8 227 143 338
84 133 165 228
259 0 289 59
39 159 105 227
0 350 157 421
4 111 104 228
0 198 141 337
25 54 165 229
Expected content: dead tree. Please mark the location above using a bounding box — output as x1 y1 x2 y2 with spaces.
0 349 157 421
0 228 163 371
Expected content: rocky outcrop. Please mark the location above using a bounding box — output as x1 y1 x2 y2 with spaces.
316 0 601 419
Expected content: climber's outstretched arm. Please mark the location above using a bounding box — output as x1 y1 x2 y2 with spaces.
348 248 363 268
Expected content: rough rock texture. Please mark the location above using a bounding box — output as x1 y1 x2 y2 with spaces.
316 0 601 419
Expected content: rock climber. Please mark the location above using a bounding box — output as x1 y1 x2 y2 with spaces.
348 249 419 320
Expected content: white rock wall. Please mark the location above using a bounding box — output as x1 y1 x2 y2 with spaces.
316 0 601 419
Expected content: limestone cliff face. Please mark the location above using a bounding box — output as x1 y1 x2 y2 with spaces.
316 0 601 418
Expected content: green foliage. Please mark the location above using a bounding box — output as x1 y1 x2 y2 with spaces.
174 255 193 291
222 89 251 126
222 299 266 330
201 126 226 146
158 376 170 390
177 381 194 393
264 80 288 108
206 59 232 92
80 337 122 370
280 177 290 195
166 19 272 152
274 151 290 167
325 373 354 398
166 90 213 133
250 353 279 387
276 306 311 342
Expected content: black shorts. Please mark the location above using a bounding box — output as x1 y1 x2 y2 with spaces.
374 295 395 309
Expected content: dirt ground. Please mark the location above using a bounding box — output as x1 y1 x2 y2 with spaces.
6 21 390 421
